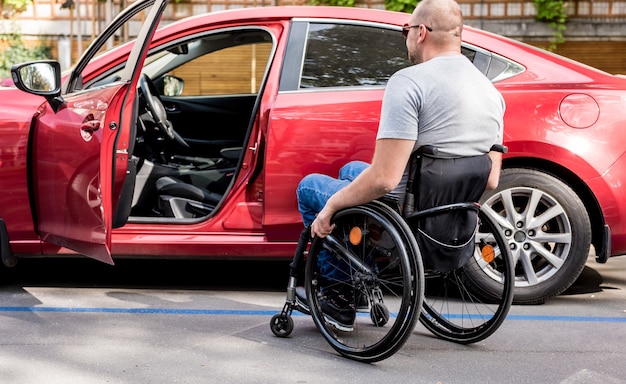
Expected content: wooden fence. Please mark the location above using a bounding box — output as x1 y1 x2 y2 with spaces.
13 0 626 21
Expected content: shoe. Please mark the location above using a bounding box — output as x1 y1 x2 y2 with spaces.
295 286 310 313
356 290 369 313
320 286 356 332
301 285 368 314
295 286 307 302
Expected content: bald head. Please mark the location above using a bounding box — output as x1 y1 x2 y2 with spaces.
411 0 463 42
404 0 463 63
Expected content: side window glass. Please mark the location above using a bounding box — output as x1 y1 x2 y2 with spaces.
167 41 272 96
462 44 524 82
301 23 410 88
66 1 157 93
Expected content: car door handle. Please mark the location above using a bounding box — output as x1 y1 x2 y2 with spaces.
81 120 100 132
164 102 179 113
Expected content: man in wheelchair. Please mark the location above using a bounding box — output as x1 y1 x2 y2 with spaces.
296 0 505 331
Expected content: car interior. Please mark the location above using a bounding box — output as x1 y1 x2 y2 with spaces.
93 28 275 223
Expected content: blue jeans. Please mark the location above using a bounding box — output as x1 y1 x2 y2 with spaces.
296 161 368 281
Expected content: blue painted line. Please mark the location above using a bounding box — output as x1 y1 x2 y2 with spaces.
506 314 626 323
428 313 626 323
0 306 624 323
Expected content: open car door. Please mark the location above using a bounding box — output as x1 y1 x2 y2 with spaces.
12 0 167 264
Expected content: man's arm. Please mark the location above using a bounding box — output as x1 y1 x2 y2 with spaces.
311 138 415 238
486 150 502 191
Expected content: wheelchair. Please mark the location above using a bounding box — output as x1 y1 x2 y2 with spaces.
270 145 514 363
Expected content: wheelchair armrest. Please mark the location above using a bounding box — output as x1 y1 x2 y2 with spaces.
416 144 507 156
415 145 439 156
404 202 480 222
490 144 508 154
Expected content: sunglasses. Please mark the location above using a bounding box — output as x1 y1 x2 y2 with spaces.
402 23 433 39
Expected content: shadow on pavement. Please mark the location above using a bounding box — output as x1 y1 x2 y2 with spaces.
1 257 292 291
562 265 605 295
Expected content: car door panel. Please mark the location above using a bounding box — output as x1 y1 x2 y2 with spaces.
31 84 131 264
28 0 167 264
264 89 382 241
162 95 255 158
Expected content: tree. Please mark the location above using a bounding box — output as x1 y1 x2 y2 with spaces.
2 0 31 18
0 0 51 81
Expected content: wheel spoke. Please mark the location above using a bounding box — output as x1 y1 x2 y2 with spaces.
499 189 521 226
527 204 566 230
510 244 522 265
530 241 565 269
523 188 543 223
533 231 571 245
481 203 513 231
518 248 539 285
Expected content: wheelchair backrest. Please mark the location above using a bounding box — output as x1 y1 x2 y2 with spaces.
404 152 491 272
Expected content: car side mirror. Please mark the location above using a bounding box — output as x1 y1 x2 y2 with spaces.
162 74 184 97
11 60 64 112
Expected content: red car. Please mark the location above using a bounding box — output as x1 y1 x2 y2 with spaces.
3 0 626 304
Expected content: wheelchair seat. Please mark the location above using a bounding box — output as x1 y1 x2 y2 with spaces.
405 151 492 273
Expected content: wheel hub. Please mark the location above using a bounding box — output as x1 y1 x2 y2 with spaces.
514 231 527 242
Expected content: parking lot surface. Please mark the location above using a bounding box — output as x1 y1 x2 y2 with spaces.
0 255 625 384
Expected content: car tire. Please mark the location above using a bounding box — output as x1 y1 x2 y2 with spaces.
477 168 591 304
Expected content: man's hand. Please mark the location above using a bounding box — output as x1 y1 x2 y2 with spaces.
310 205 335 238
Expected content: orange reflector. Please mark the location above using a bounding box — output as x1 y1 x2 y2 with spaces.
349 226 363 245
482 245 495 263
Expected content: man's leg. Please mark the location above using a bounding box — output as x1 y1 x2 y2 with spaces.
296 161 368 281
297 173 351 280
338 161 368 182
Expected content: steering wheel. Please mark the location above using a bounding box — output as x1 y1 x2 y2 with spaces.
139 74 189 147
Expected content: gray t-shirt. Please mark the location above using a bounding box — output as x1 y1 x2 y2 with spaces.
376 55 505 201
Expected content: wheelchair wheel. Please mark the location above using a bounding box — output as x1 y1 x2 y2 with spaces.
305 201 423 363
270 313 294 337
420 208 514 343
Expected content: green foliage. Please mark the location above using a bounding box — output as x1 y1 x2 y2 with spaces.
310 0 356 7
532 0 567 50
0 22 51 79
383 0 417 13
309 0 417 13
2 0 32 16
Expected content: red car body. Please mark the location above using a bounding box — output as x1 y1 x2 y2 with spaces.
2 2 626 303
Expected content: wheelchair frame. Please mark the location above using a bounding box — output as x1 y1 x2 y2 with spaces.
270 147 514 363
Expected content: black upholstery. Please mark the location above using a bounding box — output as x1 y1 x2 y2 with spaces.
156 176 222 206
154 147 242 217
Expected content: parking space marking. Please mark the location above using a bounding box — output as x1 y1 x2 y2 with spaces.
0 306 625 323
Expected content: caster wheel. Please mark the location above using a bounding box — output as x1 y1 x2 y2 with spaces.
270 313 294 337
370 303 389 327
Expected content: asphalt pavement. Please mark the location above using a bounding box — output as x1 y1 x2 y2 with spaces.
0 255 625 384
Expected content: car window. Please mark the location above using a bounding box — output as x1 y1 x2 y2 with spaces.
462 45 524 82
65 0 157 93
167 41 272 96
300 23 411 88
88 29 274 97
